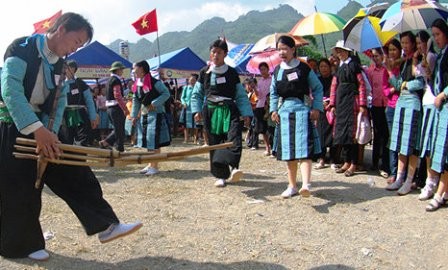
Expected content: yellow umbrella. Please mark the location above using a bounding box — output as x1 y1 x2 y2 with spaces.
290 12 346 36
289 11 346 56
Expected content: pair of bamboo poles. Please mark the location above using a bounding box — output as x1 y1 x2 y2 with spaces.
13 137 232 188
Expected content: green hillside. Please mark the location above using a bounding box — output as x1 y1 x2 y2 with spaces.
107 1 398 63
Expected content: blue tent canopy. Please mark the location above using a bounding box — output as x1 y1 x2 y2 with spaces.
147 47 206 71
67 41 132 68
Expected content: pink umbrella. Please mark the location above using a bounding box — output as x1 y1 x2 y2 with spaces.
246 51 281 75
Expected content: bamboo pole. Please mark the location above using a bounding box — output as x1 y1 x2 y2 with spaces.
14 139 233 168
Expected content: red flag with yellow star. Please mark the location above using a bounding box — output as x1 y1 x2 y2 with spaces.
132 9 158 35
33 10 62 34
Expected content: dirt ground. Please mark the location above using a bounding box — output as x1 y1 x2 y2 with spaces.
1 137 448 270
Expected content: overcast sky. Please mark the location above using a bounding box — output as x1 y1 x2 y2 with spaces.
0 0 370 65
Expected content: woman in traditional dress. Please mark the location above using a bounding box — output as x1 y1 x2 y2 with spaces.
191 39 253 188
131 60 171 176
413 29 438 200
270 35 323 198
329 40 368 177
385 31 424 195
425 19 448 211
315 58 338 170
384 39 402 184
179 74 199 144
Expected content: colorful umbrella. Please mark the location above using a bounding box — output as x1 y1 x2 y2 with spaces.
289 11 346 56
246 51 281 75
355 2 390 18
344 16 397 52
250 33 308 54
290 12 347 36
380 0 448 33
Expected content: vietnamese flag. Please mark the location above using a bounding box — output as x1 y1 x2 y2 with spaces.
132 9 158 35
33 10 63 34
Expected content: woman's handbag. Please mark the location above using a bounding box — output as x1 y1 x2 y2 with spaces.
356 112 372 145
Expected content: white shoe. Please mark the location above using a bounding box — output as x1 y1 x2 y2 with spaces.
397 181 412 195
28 249 49 261
214 179 226 187
139 165 151 174
330 164 340 170
98 222 143 244
145 167 159 176
419 184 436 200
385 179 403 191
227 169 243 183
281 186 298 198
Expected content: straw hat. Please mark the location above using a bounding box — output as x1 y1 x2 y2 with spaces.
332 40 353 52
109 61 126 72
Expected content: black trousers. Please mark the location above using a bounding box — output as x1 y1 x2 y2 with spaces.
105 106 126 152
341 143 359 165
204 103 243 179
0 123 119 258
370 106 389 172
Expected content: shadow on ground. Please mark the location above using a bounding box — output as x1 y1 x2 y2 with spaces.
6 254 289 270
232 175 398 214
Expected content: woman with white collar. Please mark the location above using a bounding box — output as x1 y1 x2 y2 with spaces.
385 31 424 195
329 40 368 178
270 35 323 198
425 19 448 211
191 39 253 188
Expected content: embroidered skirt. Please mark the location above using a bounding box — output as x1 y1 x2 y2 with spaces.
388 94 421 156
419 104 438 158
430 104 448 173
276 98 321 161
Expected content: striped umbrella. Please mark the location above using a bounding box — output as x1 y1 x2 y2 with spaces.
380 0 448 32
290 12 347 36
355 2 390 18
344 16 397 52
290 11 346 56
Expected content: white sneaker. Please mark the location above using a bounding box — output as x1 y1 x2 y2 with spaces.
28 249 50 261
397 181 413 196
98 222 143 244
419 184 436 200
385 179 403 191
281 186 298 198
227 169 243 183
214 179 226 187
145 167 159 176
139 165 151 174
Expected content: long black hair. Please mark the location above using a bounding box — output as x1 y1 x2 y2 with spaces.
276 35 296 57
416 30 435 54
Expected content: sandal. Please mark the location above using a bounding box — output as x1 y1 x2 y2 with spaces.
344 170 355 177
426 198 444 212
335 168 347 174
